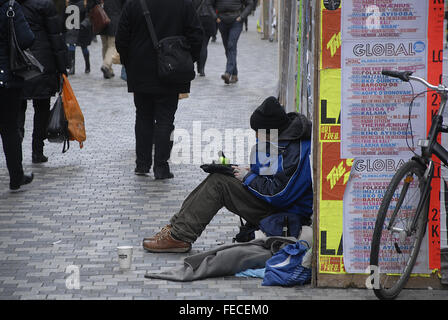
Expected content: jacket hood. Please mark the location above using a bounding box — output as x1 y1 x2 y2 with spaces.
278 112 312 142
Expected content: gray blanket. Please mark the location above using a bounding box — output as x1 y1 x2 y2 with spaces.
145 237 296 282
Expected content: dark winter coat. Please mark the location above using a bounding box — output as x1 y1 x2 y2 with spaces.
100 0 125 37
18 0 67 99
0 0 35 88
65 0 92 47
115 0 203 94
210 0 253 23
193 0 215 37
243 113 313 219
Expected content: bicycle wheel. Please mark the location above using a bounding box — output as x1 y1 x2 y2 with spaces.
370 160 429 300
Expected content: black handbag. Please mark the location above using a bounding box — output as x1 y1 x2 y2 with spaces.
46 89 70 153
7 0 44 80
139 0 195 84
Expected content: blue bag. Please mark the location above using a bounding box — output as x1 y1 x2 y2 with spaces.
262 240 311 286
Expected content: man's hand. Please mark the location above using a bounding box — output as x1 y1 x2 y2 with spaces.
236 16 242 22
216 17 221 23
232 165 250 182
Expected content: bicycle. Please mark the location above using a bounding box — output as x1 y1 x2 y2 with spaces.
369 70 448 300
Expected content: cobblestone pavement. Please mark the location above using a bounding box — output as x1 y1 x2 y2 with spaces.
1 16 447 301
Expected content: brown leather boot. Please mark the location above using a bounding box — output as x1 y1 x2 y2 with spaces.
221 72 230 84
143 228 191 253
229 75 238 84
143 224 172 242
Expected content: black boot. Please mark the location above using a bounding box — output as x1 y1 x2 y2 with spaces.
83 51 90 74
10 172 34 192
197 63 205 77
32 139 48 164
154 163 174 180
68 50 75 75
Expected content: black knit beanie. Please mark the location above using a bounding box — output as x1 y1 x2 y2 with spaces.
250 96 291 133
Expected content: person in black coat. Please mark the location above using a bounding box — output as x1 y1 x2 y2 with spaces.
115 0 202 179
0 0 35 191
66 0 93 74
99 0 125 79
17 0 68 163
193 0 215 77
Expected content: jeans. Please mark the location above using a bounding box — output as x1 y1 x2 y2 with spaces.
18 98 51 155
133 92 179 171
0 88 24 186
218 20 243 76
170 173 277 243
121 66 127 81
68 43 89 56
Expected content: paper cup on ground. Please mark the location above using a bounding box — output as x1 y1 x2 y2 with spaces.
117 246 133 270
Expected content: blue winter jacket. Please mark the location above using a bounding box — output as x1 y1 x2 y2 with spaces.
242 113 313 220
0 0 35 88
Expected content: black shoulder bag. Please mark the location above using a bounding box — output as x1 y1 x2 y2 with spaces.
139 0 195 84
7 0 44 80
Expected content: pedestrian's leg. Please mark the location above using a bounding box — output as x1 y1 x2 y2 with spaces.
169 173 276 243
100 36 113 78
198 35 210 75
100 35 107 60
17 99 27 143
133 92 155 172
67 44 76 75
227 21 243 77
153 94 178 178
211 22 218 42
218 22 230 71
0 88 25 187
81 45 90 74
104 36 116 75
31 98 50 162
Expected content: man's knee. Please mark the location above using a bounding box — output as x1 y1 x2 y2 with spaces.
205 173 239 189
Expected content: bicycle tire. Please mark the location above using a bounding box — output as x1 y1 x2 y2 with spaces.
369 159 428 300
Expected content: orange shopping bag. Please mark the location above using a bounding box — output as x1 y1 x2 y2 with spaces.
61 74 86 148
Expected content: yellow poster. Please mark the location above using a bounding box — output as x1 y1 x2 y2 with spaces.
318 0 350 274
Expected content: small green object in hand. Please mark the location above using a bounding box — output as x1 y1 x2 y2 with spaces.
219 156 230 165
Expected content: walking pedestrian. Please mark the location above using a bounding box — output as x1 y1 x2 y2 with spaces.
116 0 202 179
0 0 35 191
193 0 215 77
17 0 68 164
66 0 93 75
99 0 125 79
210 0 253 84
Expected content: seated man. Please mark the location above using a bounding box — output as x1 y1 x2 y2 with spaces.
143 96 313 253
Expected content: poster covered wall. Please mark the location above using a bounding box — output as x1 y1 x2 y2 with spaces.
339 0 444 273
318 0 444 277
